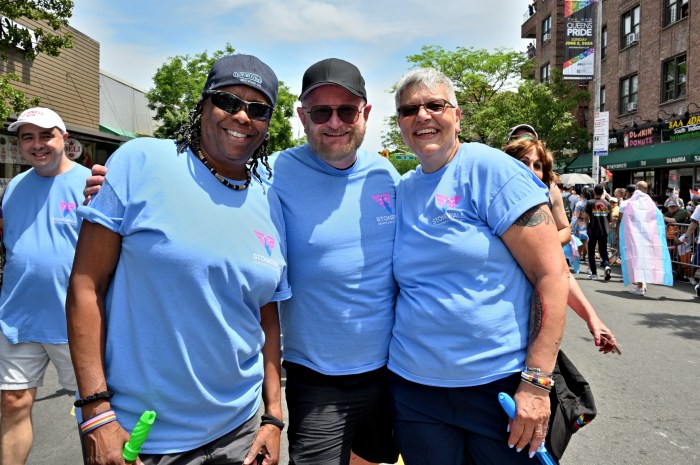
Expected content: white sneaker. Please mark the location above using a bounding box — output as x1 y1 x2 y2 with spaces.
690 277 698 286
604 266 611 281
629 287 646 296
695 284 700 299
587 273 598 280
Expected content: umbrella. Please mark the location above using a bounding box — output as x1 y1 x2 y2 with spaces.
559 173 595 185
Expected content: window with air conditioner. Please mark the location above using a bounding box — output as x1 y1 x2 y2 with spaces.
664 0 689 27
662 54 687 102
620 74 638 114
541 16 552 44
621 5 640 47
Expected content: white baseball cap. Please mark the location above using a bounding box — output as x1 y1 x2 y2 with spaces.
8 107 66 133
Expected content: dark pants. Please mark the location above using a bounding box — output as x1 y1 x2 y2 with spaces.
389 372 539 465
588 234 609 275
284 361 398 465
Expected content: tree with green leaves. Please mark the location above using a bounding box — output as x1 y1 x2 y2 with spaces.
147 44 296 153
0 0 74 122
382 45 590 156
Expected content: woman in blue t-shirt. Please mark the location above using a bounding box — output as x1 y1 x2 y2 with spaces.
66 55 290 465
388 67 568 464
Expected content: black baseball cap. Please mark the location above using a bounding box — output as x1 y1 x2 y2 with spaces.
300 58 367 101
203 54 279 107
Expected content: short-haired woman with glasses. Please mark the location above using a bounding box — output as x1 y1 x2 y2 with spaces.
388 67 568 464
67 54 290 465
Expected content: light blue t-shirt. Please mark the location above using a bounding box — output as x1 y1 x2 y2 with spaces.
262 145 400 375
78 138 290 453
389 143 548 388
0 163 90 343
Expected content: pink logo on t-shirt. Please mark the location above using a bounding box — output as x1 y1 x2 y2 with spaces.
435 194 461 211
254 231 276 257
371 194 394 214
60 202 77 216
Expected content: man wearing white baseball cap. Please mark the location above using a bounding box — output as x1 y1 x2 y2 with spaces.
0 107 89 464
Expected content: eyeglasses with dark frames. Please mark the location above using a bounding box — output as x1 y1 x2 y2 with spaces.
204 90 274 122
396 99 454 119
303 105 365 125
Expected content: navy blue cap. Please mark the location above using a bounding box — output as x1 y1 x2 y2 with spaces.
203 54 279 107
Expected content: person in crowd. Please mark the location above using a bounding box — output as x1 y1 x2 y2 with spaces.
389 67 568 464
568 186 580 215
82 57 400 465
679 205 700 292
504 138 619 354
618 181 673 296
67 54 290 465
571 187 593 260
0 108 89 465
663 199 689 224
584 184 612 281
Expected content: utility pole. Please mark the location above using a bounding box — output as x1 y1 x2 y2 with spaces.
592 0 602 184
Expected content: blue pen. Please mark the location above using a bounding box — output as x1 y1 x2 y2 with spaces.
498 392 558 465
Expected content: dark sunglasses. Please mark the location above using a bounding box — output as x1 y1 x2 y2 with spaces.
304 105 364 125
397 99 454 118
204 90 274 122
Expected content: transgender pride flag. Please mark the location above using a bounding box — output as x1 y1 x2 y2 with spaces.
619 191 673 287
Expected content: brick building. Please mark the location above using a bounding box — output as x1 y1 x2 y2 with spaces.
522 0 700 201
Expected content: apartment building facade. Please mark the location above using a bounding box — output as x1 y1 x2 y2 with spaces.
522 0 699 200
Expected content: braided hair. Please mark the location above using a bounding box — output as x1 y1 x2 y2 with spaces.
175 94 273 183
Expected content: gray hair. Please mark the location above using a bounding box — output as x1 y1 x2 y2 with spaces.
394 67 458 110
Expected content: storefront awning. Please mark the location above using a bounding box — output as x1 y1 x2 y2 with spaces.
564 138 700 173
99 124 139 139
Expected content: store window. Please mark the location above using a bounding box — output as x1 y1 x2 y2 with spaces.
662 54 687 102
664 0 689 27
620 74 639 114
621 5 641 48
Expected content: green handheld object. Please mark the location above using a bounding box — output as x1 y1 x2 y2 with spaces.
122 410 156 463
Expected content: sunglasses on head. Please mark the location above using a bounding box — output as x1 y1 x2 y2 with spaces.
396 99 454 118
204 90 274 122
304 105 364 125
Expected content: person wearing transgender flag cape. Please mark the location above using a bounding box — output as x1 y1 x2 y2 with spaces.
618 181 674 296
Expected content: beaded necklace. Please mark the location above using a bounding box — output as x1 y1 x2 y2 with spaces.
196 150 251 191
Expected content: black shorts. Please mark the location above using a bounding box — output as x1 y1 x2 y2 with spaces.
284 361 399 465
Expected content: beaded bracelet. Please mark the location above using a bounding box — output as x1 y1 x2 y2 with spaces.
521 371 554 391
260 413 285 430
80 410 117 435
74 390 114 408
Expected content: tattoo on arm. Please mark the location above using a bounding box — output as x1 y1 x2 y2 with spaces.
528 291 544 344
514 205 554 228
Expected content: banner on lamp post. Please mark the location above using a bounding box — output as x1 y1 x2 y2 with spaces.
563 0 596 81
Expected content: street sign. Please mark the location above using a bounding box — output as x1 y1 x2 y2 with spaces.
593 111 609 156
394 155 416 160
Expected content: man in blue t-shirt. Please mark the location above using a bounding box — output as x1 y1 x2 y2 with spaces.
0 108 89 464
264 59 400 465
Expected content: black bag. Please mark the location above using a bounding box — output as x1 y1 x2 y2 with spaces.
546 350 597 462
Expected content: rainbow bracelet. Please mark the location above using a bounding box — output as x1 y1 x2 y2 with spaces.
80 410 117 436
521 370 555 391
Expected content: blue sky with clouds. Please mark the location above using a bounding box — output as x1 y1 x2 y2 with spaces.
70 0 530 150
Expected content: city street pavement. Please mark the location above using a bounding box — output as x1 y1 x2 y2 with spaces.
25 266 700 464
